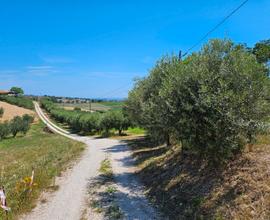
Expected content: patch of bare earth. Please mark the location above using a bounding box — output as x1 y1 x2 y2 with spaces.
0 101 36 121
128 136 270 220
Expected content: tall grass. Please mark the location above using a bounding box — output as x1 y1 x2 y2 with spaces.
0 122 84 219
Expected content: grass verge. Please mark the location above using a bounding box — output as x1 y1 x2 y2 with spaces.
82 158 123 220
0 121 85 219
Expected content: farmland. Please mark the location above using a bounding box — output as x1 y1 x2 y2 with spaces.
0 96 34 110
56 101 124 112
0 101 36 122
42 99 144 137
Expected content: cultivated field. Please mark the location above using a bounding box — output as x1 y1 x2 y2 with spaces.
0 101 36 122
56 101 124 112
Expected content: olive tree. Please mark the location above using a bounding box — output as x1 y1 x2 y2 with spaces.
0 122 10 139
0 107 4 118
126 39 270 162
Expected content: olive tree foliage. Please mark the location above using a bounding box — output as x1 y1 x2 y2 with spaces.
99 111 130 135
0 122 9 139
126 39 270 162
0 114 33 139
112 110 130 135
251 39 270 76
125 58 178 145
41 99 130 135
0 107 4 118
252 39 270 64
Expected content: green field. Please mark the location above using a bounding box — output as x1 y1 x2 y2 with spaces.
56 101 124 112
0 122 84 219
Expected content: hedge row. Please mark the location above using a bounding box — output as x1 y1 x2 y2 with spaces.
0 96 34 110
41 99 130 135
0 114 34 139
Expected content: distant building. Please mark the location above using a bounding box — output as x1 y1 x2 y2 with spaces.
0 90 16 96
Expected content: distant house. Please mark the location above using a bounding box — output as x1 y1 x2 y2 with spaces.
0 90 15 96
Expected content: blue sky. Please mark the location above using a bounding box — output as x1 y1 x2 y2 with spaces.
0 0 269 98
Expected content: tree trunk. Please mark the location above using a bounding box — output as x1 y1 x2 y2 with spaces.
166 134 170 146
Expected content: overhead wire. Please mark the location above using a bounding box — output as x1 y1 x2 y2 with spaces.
97 0 250 98
182 0 249 57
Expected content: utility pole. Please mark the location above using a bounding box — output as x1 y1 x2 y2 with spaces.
89 100 92 112
179 50 182 61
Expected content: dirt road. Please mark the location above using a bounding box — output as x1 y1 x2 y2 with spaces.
21 102 159 220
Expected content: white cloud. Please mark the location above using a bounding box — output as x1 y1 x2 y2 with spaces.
26 66 58 76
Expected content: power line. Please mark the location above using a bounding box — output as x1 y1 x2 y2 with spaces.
182 0 249 58
99 83 133 99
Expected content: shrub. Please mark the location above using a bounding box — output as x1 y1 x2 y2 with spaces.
22 114 34 124
74 107 81 111
9 115 33 137
21 120 31 135
10 116 24 137
0 122 10 139
0 107 4 118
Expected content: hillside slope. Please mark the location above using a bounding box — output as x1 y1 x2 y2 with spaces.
128 136 270 219
0 101 36 122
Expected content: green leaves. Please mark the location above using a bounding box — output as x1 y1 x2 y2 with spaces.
41 99 130 135
0 96 34 109
0 114 33 139
0 107 4 118
126 39 270 162
252 39 270 64
10 87 24 95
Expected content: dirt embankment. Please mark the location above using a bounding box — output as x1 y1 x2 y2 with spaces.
128 136 270 220
0 101 36 122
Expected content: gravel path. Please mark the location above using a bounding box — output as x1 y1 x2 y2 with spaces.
21 102 159 220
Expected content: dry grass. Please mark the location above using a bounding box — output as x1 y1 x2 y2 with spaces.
127 137 270 220
0 101 37 122
83 158 123 220
0 121 85 219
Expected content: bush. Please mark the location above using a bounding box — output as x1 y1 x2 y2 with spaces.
0 107 4 118
74 107 81 111
22 114 34 124
8 114 33 137
126 39 270 162
10 116 24 137
0 122 9 139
